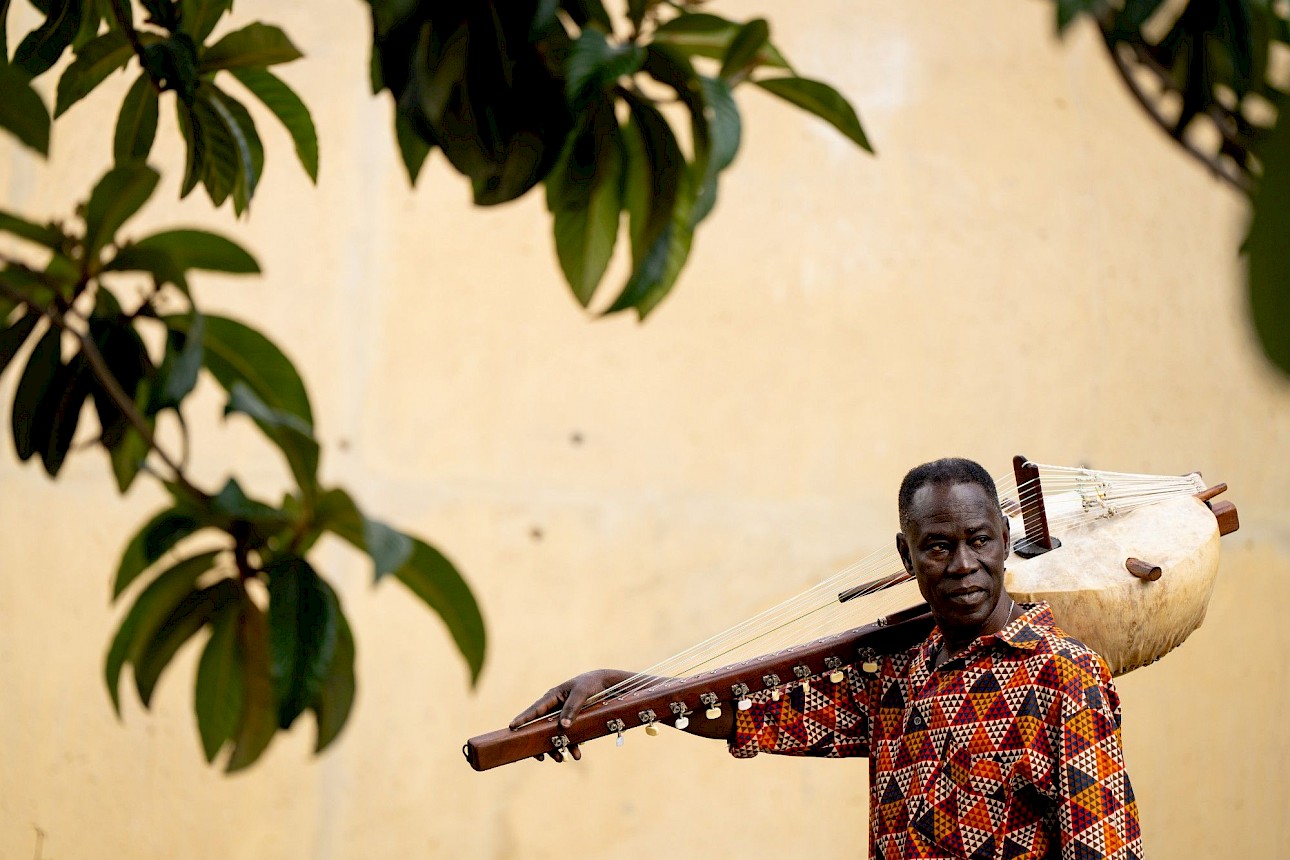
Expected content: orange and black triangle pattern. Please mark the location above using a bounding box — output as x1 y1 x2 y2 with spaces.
732 603 1143 859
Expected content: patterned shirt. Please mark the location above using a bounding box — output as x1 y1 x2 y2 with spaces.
731 603 1142 859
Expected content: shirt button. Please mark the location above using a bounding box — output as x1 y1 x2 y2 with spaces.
912 713 923 727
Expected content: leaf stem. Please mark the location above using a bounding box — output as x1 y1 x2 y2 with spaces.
0 276 208 504
109 0 161 91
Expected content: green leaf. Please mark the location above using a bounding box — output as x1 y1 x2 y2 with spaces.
653 12 790 70
207 476 292 540
559 0 612 32
198 85 263 214
0 263 61 307
14 0 83 78
394 538 485 686
608 163 696 319
214 86 263 214
103 550 222 715
179 0 231 44
83 164 161 264
11 325 60 461
394 108 431 185
719 17 768 81
113 72 159 164
191 96 236 205
135 577 239 708
87 292 154 452
691 75 740 226
70 0 101 51
54 29 133 116
230 67 318 183
0 64 51 154
0 312 40 380
564 28 645 109
545 99 623 306
39 351 90 476
224 381 319 496
113 506 206 598
195 600 243 761
141 32 199 105
200 22 302 72
152 309 203 410
1246 110 1290 376
108 406 150 492
0 208 64 248
139 0 178 32
627 0 647 29
226 589 277 772
111 229 259 275
753 75 872 153
176 99 206 198
1056 0 1096 34
175 313 312 424
619 94 682 263
266 556 338 729
315 487 414 581
641 45 709 172
1 0 11 62
308 599 354 753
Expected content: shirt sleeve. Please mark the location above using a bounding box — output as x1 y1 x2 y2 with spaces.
729 662 873 759
1048 654 1144 860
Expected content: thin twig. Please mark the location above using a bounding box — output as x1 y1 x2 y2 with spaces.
0 278 207 504
108 0 160 90
1099 31 1253 195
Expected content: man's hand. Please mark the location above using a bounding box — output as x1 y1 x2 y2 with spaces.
508 669 634 762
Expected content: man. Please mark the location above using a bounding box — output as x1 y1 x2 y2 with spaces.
512 458 1142 859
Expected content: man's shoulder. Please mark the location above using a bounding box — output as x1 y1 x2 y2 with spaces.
1021 613 1118 711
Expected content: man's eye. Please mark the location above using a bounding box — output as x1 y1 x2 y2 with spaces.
972 536 990 548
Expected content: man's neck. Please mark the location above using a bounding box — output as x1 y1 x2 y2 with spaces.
939 595 1018 657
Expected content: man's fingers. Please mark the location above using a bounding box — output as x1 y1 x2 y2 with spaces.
549 750 564 763
510 688 564 730
558 685 593 728
568 743 581 761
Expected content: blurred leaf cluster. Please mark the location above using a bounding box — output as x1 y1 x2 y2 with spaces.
1060 0 1290 376
365 0 873 318
0 0 483 772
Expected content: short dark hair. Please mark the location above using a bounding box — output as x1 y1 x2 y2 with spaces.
898 457 998 530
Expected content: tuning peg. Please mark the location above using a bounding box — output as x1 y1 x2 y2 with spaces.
700 692 722 719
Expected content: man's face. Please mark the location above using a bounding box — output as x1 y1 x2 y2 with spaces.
896 481 1011 641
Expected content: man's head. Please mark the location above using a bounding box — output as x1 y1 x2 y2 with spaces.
896 458 1012 651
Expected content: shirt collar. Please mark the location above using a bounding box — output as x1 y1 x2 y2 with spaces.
921 601 1054 667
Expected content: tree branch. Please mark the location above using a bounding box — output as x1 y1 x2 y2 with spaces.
0 277 208 504
1099 30 1254 196
108 0 160 90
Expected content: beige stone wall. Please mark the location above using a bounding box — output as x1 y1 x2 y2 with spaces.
3 0 1288 857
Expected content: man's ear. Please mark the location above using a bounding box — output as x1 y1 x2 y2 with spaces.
896 532 914 574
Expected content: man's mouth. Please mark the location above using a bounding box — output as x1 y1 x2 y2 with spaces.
944 587 987 604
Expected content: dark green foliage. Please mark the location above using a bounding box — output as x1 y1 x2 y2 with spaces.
55 29 136 116
1245 110 1290 375
14 0 83 78
754 77 873 152
365 0 871 317
195 602 243 761
12 325 61 461
113 72 159 163
1057 0 1290 373
394 538 486 686
104 549 223 713
0 65 52 154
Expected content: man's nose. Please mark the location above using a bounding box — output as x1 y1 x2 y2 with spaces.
947 542 977 575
